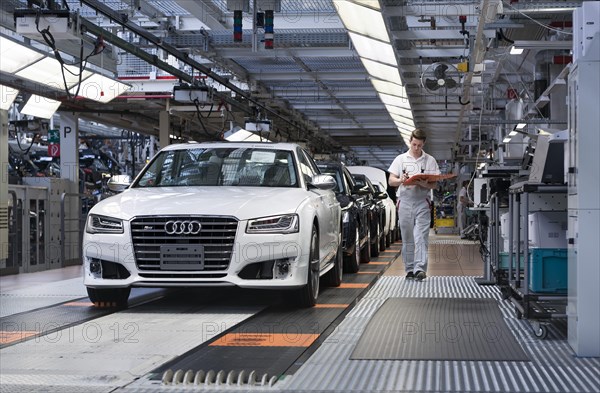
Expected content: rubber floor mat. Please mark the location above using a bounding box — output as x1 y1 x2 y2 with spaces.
351 297 529 361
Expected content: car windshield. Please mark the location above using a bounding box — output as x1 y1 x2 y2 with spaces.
134 147 298 188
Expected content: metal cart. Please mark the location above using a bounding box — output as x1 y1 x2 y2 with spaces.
504 181 568 339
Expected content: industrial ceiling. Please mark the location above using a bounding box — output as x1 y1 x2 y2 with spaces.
0 0 578 170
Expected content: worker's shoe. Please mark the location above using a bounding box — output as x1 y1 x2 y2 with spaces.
405 271 415 280
415 271 426 281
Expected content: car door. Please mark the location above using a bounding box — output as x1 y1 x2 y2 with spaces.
297 149 339 265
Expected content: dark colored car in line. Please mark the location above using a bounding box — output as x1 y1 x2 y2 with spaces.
317 161 372 271
351 173 388 258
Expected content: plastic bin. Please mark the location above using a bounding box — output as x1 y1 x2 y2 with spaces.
498 252 524 270
528 248 568 293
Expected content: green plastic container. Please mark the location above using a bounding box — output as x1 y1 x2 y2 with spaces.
528 248 568 293
498 252 524 270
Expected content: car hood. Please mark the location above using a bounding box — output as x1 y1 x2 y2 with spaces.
91 187 311 220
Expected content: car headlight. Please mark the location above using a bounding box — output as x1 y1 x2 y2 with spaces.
246 214 299 234
86 214 124 234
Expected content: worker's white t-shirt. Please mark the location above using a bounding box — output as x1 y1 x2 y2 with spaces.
388 151 440 202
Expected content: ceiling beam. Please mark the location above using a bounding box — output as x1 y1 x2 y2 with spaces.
172 0 228 30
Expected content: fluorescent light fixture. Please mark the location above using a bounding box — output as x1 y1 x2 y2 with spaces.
393 118 415 128
333 1 387 41
360 58 403 86
395 120 415 129
370 79 406 97
390 112 413 123
0 36 45 73
350 0 380 10
515 123 526 130
503 137 512 143
0 84 19 110
478 162 486 169
386 105 414 123
225 128 266 142
509 130 518 136
380 93 412 110
509 46 524 55
16 57 93 89
349 33 396 66
20 94 61 119
71 74 131 103
396 124 414 133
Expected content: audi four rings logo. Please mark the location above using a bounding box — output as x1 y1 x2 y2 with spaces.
165 220 202 235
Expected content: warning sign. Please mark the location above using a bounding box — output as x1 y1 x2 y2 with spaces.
48 143 60 157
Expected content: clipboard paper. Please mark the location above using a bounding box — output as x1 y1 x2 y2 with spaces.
403 173 456 186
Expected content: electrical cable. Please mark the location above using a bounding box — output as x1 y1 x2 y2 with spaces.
502 1 574 35
498 28 514 44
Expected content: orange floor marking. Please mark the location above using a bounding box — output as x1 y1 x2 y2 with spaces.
381 250 399 254
63 301 95 307
314 303 349 308
357 271 378 274
368 262 389 265
209 333 319 347
0 331 39 345
338 283 369 288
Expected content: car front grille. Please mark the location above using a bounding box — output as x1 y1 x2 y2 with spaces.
131 216 238 272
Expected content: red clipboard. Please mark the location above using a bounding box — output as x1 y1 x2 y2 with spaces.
403 173 456 186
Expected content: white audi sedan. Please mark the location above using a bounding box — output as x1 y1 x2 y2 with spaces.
83 142 342 307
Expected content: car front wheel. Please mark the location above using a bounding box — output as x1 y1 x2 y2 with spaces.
297 226 320 307
325 233 343 286
344 225 361 273
371 221 380 257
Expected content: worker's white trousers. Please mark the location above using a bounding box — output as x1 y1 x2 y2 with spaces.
398 198 431 273
457 204 466 235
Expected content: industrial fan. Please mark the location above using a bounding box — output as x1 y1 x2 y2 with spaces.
421 62 461 94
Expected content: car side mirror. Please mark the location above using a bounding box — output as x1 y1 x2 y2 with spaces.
376 192 388 200
353 185 370 195
107 175 131 193
310 174 336 190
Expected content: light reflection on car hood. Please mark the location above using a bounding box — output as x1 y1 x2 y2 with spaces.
91 186 311 220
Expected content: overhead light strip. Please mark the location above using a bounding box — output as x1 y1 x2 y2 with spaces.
0 84 19 110
0 33 129 104
20 94 61 119
334 1 416 139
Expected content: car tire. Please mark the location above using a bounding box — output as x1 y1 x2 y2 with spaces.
344 225 361 273
379 225 386 252
360 225 371 263
87 287 130 308
325 235 343 287
371 221 380 257
297 226 320 307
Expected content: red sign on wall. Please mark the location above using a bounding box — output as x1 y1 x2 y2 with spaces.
48 143 60 157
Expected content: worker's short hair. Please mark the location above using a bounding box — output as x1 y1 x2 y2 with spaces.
410 128 427 142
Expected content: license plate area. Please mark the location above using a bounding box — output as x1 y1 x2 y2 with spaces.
160 245 204 270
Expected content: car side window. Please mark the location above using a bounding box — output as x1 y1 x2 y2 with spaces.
297 149 317 184
342 168 356 193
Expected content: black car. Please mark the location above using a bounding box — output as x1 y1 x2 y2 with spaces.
317 161 371 271
351 173 388 257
